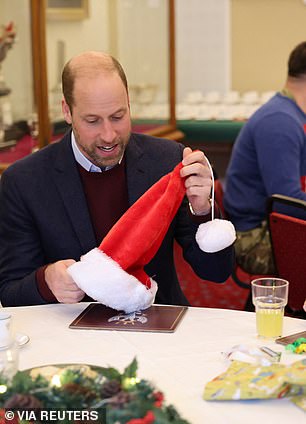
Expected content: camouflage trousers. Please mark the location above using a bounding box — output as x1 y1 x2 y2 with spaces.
235 221 276 275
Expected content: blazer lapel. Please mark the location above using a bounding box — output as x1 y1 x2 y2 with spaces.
52 136 96 253
50 133 151 253
126 134 151 205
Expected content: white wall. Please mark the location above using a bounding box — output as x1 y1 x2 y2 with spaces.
115 0 168 103
0 0 230 121
46 0 109 119
46 0 170 118
46 0 110 90
176 0 230 102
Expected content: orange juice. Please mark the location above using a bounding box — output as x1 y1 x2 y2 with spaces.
255 297 285 338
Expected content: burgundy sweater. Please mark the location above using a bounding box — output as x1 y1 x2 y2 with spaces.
36 160 129 301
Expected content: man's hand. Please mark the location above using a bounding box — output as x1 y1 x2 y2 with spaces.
45 260 85 303
180 147 212 215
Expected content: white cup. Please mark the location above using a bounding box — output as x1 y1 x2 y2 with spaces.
0 311 12 348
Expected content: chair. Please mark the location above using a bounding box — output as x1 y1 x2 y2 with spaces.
267 194 306 318
214 179 227 219
210 181 280 310
214 180 259 292
174 241 250 310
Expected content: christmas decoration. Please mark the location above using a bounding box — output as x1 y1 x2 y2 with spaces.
0 358 190 423
204 357 306 412
285 337 306 354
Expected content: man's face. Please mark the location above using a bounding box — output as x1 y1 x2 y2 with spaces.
62 72 131 168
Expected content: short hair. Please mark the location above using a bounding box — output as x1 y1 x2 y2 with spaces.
288 41 306 78
62 53 129 110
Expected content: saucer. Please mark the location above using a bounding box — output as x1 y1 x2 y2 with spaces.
16 332 30 347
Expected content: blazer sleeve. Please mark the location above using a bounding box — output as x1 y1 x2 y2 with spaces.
0 170 48 306
175 195 235 283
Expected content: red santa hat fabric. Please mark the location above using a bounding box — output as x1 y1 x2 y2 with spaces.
68 162 186 313
68 160 236 313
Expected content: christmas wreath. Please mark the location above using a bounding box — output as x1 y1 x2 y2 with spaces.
0 358 190 423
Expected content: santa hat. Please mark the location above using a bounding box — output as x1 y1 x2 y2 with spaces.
68 162 185 313
68 159 236 313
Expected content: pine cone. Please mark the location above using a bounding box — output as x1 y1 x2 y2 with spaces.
108 390 132 409
4 393 42 409
100 379 121 398
62 382 96 402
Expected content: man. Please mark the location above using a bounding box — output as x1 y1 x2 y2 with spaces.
0 51 234 307
224 41 306 275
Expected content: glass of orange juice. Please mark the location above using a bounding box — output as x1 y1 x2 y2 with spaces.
251 278 289 339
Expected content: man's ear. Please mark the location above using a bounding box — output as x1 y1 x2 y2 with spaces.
62 98 72 124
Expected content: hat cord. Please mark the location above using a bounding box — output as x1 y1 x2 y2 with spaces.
204 156 215 220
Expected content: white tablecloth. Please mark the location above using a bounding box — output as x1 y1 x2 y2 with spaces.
4 303 306 424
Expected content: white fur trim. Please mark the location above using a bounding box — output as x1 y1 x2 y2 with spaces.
196 219 236 253
67 248 157 313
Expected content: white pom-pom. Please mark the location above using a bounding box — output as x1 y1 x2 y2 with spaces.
68 248 157 313
196 219 236 253
193 155 236 253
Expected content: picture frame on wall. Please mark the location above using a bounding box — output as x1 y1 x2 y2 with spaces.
46 0 89 21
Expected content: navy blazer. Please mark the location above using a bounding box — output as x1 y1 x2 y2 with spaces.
0 132 234 306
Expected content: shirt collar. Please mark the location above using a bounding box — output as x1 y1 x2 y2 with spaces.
71 131 123 172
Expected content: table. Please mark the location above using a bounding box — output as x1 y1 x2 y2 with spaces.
177 120 245 179
177 119 245 144
4 303 305 424
131 119 245 177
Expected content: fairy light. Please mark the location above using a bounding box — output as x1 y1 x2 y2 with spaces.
0 384 7 394
51 374 61 387
123 377 140 389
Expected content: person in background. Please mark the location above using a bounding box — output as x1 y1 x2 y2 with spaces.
0 21 15 64
224 41 306 275
0 51 234 307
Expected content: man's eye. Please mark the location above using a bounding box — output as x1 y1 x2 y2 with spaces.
111 115 123 121
86 119 98 124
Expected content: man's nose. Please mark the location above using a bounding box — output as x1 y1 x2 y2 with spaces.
100 121 116 142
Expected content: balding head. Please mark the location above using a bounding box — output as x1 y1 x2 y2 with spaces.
62 51 128 110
